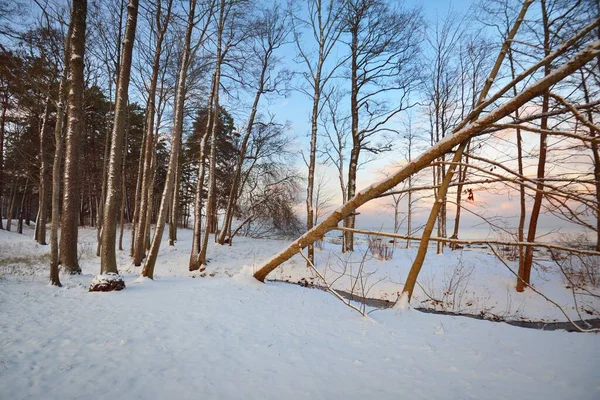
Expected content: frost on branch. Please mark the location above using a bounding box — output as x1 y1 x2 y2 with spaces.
89 273 126 292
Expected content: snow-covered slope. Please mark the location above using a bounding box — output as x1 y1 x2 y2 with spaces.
0 272 599 400
1 226 599 399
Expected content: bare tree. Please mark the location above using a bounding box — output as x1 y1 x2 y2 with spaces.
423 12 467 254
293 0 347 265
217 4 291 245
343 0 422 252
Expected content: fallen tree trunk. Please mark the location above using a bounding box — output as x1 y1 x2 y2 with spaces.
253 39 600 282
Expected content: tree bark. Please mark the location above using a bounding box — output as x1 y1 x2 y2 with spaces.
169 133 182 246
49 17 73 287
59 0 87 274
118 128 128 251
37 96 52 244
0 88 6 230
507 46 527 283
6 181 15 231
100 0 139 275
17 177 28 234
96 0 124 258
344 19 360 253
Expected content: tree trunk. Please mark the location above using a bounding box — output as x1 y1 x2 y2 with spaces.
449 141 471 249
37 97 52 244
58 0 87 274
144 138 157 251
6 181 15 231
189 80 214 271
169 133 182 246
130 126 145 256
518 0 550 292
508 47 527 281
198 0 225 267
0 89 7 230
17 177 28 234
218 63 266 245
143 0 198 279
118 129 128 251
100 0 139 275
96 120 111 257
581 73 600 251
96 0 124 258
344 23 359 253
49 18 73 287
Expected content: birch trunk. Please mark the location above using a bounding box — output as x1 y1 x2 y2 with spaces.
49 19 73 287
118 129 128 251
59 0 87 274
0 89 6 230
100 0 139 275
96 0 124 257
344 22 359 253
130 125 145 256
37 96 52 244
168 134 182 246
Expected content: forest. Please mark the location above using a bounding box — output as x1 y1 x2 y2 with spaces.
0 0 599 398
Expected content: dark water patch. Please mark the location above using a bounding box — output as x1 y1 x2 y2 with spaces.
269 278 600 333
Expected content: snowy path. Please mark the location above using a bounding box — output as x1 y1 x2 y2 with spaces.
1 272 599 400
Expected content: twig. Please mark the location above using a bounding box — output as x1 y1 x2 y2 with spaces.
298 249 366 317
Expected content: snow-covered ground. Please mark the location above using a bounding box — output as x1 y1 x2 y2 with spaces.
1 225 599 399
2 224 596 322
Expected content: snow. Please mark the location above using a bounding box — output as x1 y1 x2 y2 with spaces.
0 224 599 399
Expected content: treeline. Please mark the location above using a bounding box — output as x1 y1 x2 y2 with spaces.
0 0 598 295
